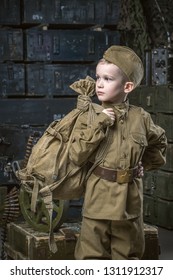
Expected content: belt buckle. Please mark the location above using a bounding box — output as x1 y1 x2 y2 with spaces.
117 169 133 184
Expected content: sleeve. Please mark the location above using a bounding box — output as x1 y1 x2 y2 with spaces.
142 113 167 171
69 112 113 166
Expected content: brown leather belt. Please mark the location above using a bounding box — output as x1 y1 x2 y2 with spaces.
92 165 138 184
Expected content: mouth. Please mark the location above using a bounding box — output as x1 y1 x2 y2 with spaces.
97 91 104 95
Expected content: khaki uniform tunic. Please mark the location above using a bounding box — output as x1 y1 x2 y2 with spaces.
69 100 167 221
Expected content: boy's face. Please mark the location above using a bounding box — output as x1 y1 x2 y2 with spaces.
96 61 129 104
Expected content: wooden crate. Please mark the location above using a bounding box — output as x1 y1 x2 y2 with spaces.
4 222 159 260
142 223 159 260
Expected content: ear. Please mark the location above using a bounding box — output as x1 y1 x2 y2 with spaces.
124 82 134 93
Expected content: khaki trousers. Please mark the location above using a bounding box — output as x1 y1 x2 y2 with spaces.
75 216 145 260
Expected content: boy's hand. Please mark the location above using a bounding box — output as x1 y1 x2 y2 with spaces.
102 108 116 122
137 161 144 177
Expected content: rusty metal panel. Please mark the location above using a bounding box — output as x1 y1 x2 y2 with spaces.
130 85 173 113
0 29 23 62
0 0 20 25
25 29 120 62
26 63 95 96
0 125 44 161
152 48 173 85
143 170 173 201
0 125 44 187
160 143 173 172
0 98 76 125
143 194 173 229
143 171 155 196
154 85 173 113
129 85 155 113
157 113 173 142
23 0 96 24
155 170 173 201
0 63 25 97
103 0 121 25
23 0 121 25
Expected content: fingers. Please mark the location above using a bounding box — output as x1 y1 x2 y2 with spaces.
102 108 116 122
137 161 144 177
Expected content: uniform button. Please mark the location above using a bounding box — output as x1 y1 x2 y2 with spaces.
120 119 124 124
122 153 127 158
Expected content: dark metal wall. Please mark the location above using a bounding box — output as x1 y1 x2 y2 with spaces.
0 0 121 180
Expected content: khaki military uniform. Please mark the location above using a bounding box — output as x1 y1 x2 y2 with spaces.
69 99 167 260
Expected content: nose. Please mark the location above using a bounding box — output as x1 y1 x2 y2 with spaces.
97 78 104 88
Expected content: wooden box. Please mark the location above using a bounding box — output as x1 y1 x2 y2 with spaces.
142 223 159 260
4 221 159 260
4 222 80 260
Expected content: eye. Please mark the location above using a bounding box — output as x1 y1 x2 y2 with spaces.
105 77 112 81
95 76 100 81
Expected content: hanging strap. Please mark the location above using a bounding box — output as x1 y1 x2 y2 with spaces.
40 187 57 253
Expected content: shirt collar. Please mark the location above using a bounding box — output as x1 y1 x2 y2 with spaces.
102 99 129 119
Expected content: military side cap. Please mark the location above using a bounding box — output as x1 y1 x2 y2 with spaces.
103 45 144 87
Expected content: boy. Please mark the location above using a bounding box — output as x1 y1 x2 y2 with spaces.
69 45 167 259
